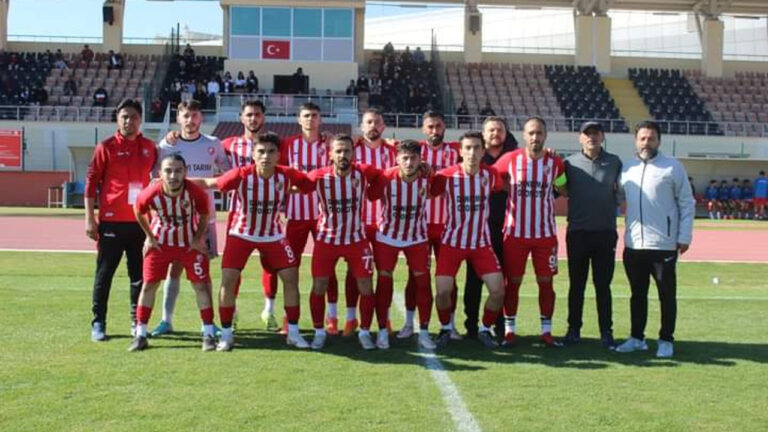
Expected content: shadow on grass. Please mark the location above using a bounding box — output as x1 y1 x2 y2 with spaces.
130 329 768 370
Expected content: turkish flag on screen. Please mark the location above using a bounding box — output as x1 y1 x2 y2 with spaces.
262 40 290 60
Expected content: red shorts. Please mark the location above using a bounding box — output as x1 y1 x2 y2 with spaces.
221 235 298 272
503 236 559 278
285 219 319 264
143 246 210 283
374 241 429 274
435 244 501 278
312 240 374 279
755 197 767 206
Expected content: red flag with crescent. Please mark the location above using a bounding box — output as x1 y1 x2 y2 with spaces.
262 40 290 60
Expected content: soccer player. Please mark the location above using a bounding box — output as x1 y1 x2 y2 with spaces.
430 131 506 349
399 111 462 340
717 180 731 219
194 132 311 351
704 180 720 219
129 154 215 351
493 117 567 348
729 178 743 219
85 98 157 341
334 107 397 337
755 171 768 220
368 139 435 350
151 100 231 337
741 179 754 220
300 134 382 350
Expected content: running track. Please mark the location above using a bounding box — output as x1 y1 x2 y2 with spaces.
1 216 766 262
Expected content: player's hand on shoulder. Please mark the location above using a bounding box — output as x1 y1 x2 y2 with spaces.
544 147 559 158
418 162 433 178
165 130 181 145
143 237 161 256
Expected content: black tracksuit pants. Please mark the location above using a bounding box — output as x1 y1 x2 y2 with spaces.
91 221 145 327
566 230 617 334
622 247 678 342
463 237 505 337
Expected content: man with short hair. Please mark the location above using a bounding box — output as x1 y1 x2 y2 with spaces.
194 132 311 351
616 121 695 358
561 121 622 348
754 171 768 220
85 99 157 341
431 131 506 349
400 111 462 340
494 117 567 348
150 100 231 337
368 139 435 349
130 154 215 351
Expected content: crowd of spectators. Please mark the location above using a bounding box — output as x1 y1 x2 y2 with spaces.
0 51 51 107
375 43 440 114
157 45 227 118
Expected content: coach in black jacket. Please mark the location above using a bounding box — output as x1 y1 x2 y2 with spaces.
463 116 517 338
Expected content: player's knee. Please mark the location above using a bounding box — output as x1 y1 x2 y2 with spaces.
357 278 373 295
379 270 393 278
278 266 299 285
536 276 553 285
312 278 329 294
509 276 523 285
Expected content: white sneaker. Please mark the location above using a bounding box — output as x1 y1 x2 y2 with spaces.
287 331 310 349
397 324 414 339
130 321 137 338
450 326 463 341
376 329 390 349
615 337 648 353
311 330 327 350
358 331 376 350
656 340 674 358
418 330 436 350
216 330 234 352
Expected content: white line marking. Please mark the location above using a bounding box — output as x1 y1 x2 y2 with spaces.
393 292 482 432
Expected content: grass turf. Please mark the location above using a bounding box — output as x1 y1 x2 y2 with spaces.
0 251 766 431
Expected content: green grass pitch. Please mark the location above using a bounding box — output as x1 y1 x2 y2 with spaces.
1 251 766 431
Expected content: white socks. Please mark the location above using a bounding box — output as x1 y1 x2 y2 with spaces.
161 277 181 323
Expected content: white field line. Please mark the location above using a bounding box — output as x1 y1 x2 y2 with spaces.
393 291 482 432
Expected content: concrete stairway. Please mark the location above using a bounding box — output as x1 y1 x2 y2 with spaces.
602 78 651 129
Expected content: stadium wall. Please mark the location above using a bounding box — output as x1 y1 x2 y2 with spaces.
224 60 359 92
0 171 69 206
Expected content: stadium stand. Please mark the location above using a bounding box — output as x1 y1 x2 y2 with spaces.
545 65 627 133
628 68 719 135
211 122 351 141
371 45 441 118
686 70 768 137
157 54 226 119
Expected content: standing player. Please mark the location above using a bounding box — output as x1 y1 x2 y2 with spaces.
151 100 231 337
368 139 435 350
300 135 383 350
129 154 216 351
430 131 506 348
728 178 742 219
333 107 397 337
399 111 462 340
85 99 157 341
494 117 567 348
704 180 720 219
194 132 310 351
741 179 754 220
754 171 768 220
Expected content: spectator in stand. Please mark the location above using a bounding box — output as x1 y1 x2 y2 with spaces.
356 74 370 93
222 72 234 93
183 43 195 59
345 79 358 96
246 70 259 93
194 81 209 107
206 77 220 95
369 76 382 106
54 49 68 70
456 100 469 126
413 47 426 64
93 86 109 107
150 97 164 121
64 77 78 96
81 44 94 64
479 102 495 117
33 86 48 105
291 67 306 94
235 71 246 90
108 50 123 70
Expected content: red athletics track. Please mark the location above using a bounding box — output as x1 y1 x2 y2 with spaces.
1 216 766 262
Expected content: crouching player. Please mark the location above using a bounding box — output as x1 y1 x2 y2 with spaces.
129 154 216 351
431 131 506 348
368 140 435 350
194 132 310 351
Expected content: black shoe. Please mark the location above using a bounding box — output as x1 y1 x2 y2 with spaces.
465 328 479 340
477 330 499 349
434 329 451 348
600 331 616 349
128 336 148 352
563 329 581 345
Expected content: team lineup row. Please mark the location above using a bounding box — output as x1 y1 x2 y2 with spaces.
85 98 694 358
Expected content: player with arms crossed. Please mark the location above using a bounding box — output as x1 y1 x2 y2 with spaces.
431 131 506 349
129 154 216 351
194 132 311 351
368 139 435 350
493 117 567 348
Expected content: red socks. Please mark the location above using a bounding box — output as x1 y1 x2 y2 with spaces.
415 273 433 327
437 307 451 326
310 292 326 329
359 293 375 330
345 272 359 308
261 271 277 299
538 280 555 318
504 281 521 316
326 275 338 303
404 271 416 310
284 305 300 325
375 274 394 329
481 307 499 328
199 307 214 325
219 306 235 328
137 306 152 325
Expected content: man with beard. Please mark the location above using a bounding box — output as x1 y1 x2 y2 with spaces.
398 111 462 341
331 108 397 336
151 100 231 337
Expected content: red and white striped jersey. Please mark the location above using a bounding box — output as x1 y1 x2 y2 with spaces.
221 135 255 168
300 164 381 246
493 149 564 239
354 139 396 226
216 165 308 243
421 141 460 225
368 167 430 246
431 165 502 249
281 134 330 221
135 180 210 247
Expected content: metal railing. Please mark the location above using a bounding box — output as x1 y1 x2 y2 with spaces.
0 105 117 122
217 93 358 117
